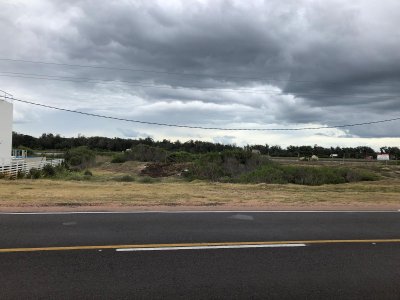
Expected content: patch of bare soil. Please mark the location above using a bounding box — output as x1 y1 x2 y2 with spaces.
140 162 191 177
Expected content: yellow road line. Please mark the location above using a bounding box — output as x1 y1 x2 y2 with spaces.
1 239 400 253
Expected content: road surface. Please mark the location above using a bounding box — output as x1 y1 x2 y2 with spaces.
1 211 400 299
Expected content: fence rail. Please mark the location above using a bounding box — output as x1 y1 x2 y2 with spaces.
0 157 64 178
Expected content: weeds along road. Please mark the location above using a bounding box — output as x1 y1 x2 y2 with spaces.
1 211 400 299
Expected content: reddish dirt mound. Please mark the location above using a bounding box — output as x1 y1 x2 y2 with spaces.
140 163 191 177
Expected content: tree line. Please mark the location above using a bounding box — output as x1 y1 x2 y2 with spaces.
12 132 400 159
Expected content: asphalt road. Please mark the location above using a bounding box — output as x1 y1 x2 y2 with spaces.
1 211 400 299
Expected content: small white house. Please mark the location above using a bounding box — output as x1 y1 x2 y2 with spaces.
377 154 390 161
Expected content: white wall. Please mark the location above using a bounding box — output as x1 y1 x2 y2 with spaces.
0 100 13 166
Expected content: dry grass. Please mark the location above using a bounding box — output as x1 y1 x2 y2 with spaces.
0 178 399 209
1 158 399 210
96 161 146 175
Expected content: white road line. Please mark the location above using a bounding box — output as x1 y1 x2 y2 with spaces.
116 244 307 252
0 210 398 215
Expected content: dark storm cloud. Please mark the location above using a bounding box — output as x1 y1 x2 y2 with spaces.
1 0 400 140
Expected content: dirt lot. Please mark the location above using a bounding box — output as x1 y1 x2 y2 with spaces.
0 178 399 211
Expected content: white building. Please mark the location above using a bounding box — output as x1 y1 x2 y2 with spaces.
0 97 13 166
0 93 64 178
377 154 390 161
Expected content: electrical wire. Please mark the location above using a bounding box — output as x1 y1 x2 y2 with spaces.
1 57 398 87
6 96 400 131
0 71 397 99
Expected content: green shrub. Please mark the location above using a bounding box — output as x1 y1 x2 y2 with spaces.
111 153 128 163
29 168 42 179
343 169 378 182
137 176 159 183
42 164 56 177
240 164 286 184
117 175 135 182
16 170 26 179
64 146 96 169
283 166 346 185
167 151 197 163
239 164 378 186
125 144 168 162
186 150 269 181
218 176 232 183
84 169 93 176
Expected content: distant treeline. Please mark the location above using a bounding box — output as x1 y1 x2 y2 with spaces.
12 132 400 159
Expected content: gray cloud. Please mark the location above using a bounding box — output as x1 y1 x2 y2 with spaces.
213 135 236 145
1 0 400 146
117 128 149 138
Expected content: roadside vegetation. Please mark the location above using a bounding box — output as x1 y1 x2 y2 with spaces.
6 145 380 186
2 140 400 208
6 133 400 187
12 132 400 159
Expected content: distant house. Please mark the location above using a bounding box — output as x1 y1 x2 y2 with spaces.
377 154 390 161
251 149 261 155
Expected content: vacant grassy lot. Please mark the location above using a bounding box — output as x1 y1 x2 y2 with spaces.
1 158 399 210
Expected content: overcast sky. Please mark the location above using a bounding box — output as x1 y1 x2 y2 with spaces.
1 0 399 149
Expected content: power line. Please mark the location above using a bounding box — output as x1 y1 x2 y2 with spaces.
0 89 12 97
1 57 398 87
6 95 400 131
0 71 397 99
0 58 287 82
0 71 290 95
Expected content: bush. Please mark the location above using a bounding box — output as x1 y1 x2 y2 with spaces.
84 170 93 176
29 168 42 179
16 170 26 179
343 169 378 182
240 164 286 184
111 153 128 163
239 165 378 186
117 175 135 182
167 151 197 163
283 166 346 185
124 144 168 162
42 164 56 177
64 146 96 169
137 176 159 183
186 150 268 181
